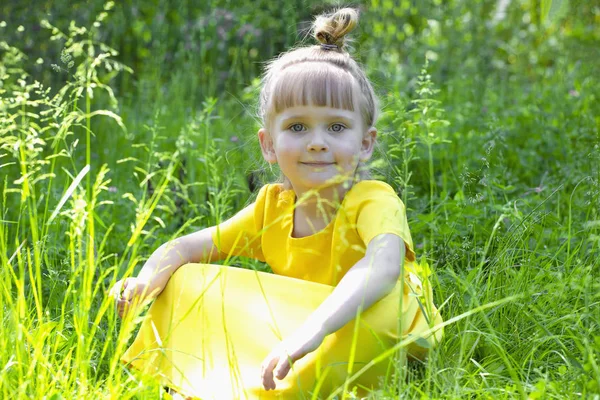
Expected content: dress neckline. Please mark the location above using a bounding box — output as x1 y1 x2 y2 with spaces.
289 208 336 240
281 181 367 241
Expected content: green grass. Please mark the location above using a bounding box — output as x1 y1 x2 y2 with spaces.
1 1 599 398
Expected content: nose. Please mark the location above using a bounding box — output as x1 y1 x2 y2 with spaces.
306 131 329 152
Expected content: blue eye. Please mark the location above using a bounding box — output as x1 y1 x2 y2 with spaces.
330 123 346 132
289 123 305 132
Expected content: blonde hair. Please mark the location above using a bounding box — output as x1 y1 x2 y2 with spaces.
258 7 378 185
259 7 378 130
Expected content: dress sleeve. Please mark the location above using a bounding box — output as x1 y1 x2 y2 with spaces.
348 181 416 262
210 185 267 261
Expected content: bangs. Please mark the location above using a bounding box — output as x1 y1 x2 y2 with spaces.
269 63 358 115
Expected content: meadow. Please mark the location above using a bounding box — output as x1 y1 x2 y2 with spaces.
0 0 599 398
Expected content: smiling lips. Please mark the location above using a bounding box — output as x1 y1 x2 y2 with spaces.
301 162 334 166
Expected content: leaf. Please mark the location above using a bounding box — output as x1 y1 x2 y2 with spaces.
414 337 432 349
47 164 90 224
541 0 569 24
153 216 166 228
454 190 465 201
558 365 567 374
417 213 435 223
541 0 551 23
80 109 127 133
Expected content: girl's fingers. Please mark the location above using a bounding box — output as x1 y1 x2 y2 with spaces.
122 279 149 301
261 354 279 390
121 286 132 302
112 279 156 318
122 279 138 300
261 343 299 390
111 279 147 318
109 280 124 299
116 297 132 318
275 358 291 380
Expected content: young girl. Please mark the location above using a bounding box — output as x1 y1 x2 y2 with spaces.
110 8 443 399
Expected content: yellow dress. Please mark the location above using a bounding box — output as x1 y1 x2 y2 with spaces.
121 180 443 399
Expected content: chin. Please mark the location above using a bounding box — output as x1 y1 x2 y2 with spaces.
300 173 351 189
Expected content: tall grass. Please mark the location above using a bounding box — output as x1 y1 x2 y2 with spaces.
1 1 599 399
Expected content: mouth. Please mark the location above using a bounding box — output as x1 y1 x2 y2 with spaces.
301 162 335 166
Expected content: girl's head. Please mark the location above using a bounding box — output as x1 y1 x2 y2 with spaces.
257 8 379 192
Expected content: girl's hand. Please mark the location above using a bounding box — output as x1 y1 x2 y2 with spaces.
109 277 159 318
260 323 326 391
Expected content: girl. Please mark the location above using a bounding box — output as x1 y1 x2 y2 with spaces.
110 8 443 399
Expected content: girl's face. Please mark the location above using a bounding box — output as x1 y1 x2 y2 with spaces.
258 104 376 193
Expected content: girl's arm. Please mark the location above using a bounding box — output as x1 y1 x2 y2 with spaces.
261 233 404 389
305 232 404 335
110 227 222 316
135 226 222 294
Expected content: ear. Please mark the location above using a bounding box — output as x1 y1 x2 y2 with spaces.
258 128 277 164
359 127 377 161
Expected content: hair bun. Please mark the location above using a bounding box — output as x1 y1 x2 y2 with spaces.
313 8 359 49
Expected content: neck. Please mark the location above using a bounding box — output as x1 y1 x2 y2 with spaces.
291 175 356 221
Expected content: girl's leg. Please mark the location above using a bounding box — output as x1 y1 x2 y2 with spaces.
122 263 439 399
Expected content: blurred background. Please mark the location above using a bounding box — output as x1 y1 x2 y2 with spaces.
2 0 597 264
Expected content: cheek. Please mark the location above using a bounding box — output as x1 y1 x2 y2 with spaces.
274 137 300 155
336 142 362 161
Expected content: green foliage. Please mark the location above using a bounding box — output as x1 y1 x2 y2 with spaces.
1 0 599 398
